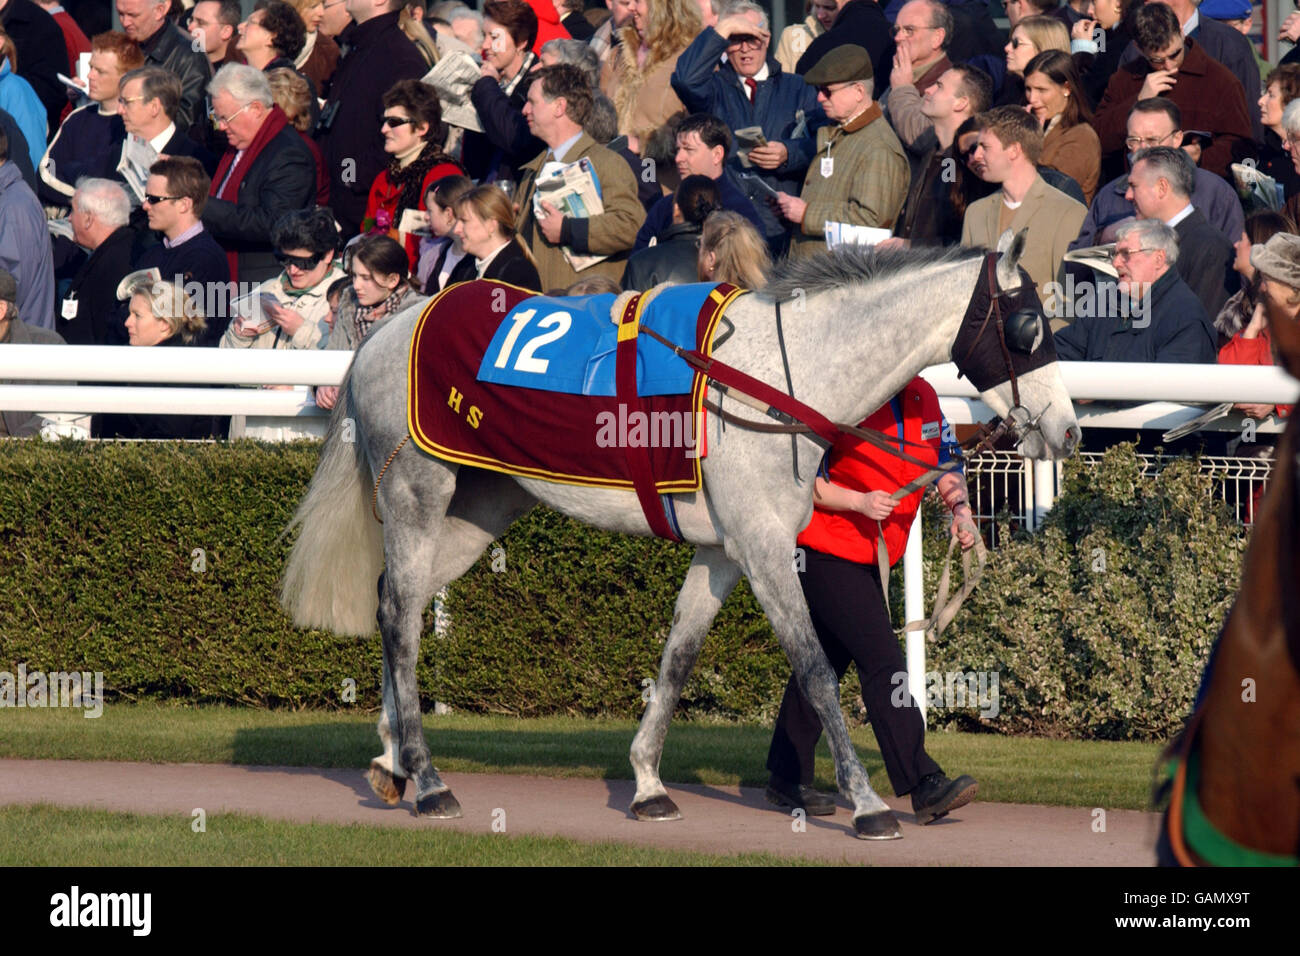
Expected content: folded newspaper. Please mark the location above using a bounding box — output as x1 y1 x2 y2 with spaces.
422 51 483 134
1063 243 1118 278
116 136 158 204
823 221 891 249
733 126 766 168
534 157 607 272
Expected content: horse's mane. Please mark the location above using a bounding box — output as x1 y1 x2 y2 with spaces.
761 245 985 303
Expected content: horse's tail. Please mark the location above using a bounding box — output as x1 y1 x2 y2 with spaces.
280 368 384 636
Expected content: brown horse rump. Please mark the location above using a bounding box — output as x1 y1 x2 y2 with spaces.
406 280 740 492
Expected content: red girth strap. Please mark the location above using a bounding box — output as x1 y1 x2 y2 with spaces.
615 293 681 542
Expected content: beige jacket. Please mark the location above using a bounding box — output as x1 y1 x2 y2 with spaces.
774 16 822 74
600 28 689 152
220 266 343 350
960 174 1087 317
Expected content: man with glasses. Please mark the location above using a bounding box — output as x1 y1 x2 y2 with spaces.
881 0 952 149
671 1 820 256
1093 1 1252 178
115 66 216 219
202 63 315 284
132 156 231 345
1054 218 1215 362
114 0 211 136
775 44 908 258
1071 98 1244 249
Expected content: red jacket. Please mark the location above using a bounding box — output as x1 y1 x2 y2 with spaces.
1217 328 1293 418
525 0 571 51
363 159 463 270
798 377 954 566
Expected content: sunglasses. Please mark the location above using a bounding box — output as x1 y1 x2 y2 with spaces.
380 115 413 129
143 193 181 205
275 251 324 270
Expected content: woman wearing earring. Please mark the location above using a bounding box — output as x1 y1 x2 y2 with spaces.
1024 50 1100 203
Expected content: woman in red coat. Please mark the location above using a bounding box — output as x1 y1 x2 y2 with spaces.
764 377 980 829
363 79 464 270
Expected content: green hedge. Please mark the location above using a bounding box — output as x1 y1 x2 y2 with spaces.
0 441 1244 738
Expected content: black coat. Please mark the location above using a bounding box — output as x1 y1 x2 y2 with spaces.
796 1 894 89
0 0 69 138
448 240 541 291
202 124 316 285
139 20 212 138
0 106 36 192
621 223 701 291
316 12 428 235
133 228 233 347
462 68 543 184
91 334 228 441
1173 208 1236 322
562 12 595 41
58 225 135 346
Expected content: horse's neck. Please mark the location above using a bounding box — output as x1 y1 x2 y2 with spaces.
1196 414 1300 858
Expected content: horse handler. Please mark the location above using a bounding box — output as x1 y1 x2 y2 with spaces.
765 375 980 825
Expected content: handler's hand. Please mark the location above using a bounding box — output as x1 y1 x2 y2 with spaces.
748 141 788 170
859 490 898 521
315 385 339 410
951 512 977 550
1235 402 1274 420
538 200 565 244
874 237 911 251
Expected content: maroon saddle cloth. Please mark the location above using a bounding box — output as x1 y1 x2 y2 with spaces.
406 279 741 494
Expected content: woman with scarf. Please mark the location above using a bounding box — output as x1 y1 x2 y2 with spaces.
316 235 416 410
362 79 464 271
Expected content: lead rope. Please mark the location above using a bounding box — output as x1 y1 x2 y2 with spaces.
773 299 800 479
371 435 410 523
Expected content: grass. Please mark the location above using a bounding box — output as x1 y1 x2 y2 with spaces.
0 804 819 866
0 704 1165 810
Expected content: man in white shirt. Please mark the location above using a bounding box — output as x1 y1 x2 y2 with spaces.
116 66 215 194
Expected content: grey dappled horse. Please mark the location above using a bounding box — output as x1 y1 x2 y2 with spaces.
282 237 1081 840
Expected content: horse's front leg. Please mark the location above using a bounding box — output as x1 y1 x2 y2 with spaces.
740 541 901 840
630 546 742 820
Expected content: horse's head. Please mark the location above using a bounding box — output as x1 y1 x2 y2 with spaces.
951 231 1080 460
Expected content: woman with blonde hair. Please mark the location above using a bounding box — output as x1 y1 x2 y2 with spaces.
266 67 329 205
600 0 702 153
999 15 1069 107
93 276 219 440
283 0 341 93
697 211 770 289
447 184 542 289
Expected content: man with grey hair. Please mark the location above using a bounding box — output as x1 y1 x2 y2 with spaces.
671 0 821 255
203 63 315 283
883 0 954 149
1125 144 1234 320
444 5 485 50
540 38 599 87
61 178 134 346
1055 218 1215 362
114 0 212 135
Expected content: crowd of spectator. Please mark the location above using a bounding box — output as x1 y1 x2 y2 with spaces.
0 0 1295 441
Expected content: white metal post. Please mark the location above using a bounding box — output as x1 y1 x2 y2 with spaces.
1033 458 1057 525
903 508 926 724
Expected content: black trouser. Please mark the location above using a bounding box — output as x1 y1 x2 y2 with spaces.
766 547 941 797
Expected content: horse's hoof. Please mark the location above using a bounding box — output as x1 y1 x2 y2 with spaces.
415 789 463 819
630 795 682 821
366 761 407 805
853 810 903 841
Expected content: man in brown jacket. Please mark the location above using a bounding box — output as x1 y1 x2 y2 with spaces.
516 64 646 291
961 106 1087 320
774 44 909 259
1091 1 1252 179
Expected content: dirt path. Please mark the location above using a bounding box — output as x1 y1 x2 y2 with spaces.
0 759 1159 865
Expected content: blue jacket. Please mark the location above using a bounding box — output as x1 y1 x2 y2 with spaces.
0 159 55 330
0 57 46 173
671 27 821 245
634 169 764 250
1053 267 1216 364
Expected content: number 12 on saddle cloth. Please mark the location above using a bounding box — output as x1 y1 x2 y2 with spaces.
406 280 742 492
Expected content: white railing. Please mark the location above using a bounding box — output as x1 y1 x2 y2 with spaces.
2 346 1297 718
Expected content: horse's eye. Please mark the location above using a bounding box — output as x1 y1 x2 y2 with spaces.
1004 309 1042 353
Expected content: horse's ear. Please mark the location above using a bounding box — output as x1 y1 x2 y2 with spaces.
996 229 1029 288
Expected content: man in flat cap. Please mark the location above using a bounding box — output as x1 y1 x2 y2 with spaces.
772 44 909 258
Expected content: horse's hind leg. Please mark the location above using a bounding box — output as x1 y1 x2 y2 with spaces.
630 546 742 820
374 466 536 816
739 542 900 840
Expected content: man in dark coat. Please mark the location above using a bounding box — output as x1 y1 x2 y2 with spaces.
203 64 315 284
1092 3 1252 178
0 267 65 439
1055 219 1216 363
797 0 895 87
116 0 212 136
0 0 70 138
61 178 135 346
315 0 427 236
672 5 821 256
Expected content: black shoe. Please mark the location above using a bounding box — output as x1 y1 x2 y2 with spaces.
911 772 978 825
765 775 836 816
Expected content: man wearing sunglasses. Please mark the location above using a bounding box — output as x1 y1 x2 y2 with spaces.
1093 1 1252 179
132 155 231 346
